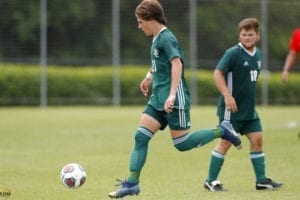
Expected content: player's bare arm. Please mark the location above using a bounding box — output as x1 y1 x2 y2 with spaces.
213 69 238 113
140 68 153 96
164 57 182 113
281 50 297 83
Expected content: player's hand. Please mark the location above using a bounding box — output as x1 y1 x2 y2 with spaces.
281 71 289 83
164 94 176 113
224 94 238 113
140 78 152 96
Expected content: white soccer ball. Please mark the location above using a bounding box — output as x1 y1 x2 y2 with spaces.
60 163 86 189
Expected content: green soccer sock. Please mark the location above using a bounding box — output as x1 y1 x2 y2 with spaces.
250 151 266 182
189 128 221 146
173 128 222 151
128 126 153 184
206 150 225 183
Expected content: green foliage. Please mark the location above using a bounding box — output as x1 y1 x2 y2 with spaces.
264 72 300 104
255 72 300 104
0 64 300 105
47 67 112 97
0 65 39 104
1 1 300 65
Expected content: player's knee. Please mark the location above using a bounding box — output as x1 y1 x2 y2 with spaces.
134 129 152 146
135 132 149 145
173 134 193 151
249 134 263 149
174 142 190 152
217 139 232 152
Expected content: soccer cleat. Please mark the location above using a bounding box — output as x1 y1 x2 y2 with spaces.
256 178 283 190
204 180 227 192
108 179 140 198
220 120 242 150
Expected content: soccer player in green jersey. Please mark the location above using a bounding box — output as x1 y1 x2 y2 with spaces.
108 0 241 198
204 18 283 192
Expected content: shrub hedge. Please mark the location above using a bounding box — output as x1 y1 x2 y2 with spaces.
0 64 299 105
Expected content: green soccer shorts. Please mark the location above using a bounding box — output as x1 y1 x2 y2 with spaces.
144 104 191 131
221 118 262 135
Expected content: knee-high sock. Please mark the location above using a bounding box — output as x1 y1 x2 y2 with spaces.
173 128 222 151
206 150 225 183
128 126 153 184
250 151 266 182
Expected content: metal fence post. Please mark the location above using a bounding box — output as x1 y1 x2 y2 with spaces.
261 0 269 106
189 0 198 105
112 0 121 106
40 0 47 107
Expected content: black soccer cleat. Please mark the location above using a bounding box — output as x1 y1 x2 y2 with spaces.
256 178 283 190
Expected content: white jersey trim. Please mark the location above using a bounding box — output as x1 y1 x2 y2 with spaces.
224 72 233 121
238 42 256 56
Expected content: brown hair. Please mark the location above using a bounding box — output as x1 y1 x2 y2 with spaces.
238 18 259 33
135 0 167 25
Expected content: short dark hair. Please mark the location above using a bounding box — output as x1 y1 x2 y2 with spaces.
135 0 167 25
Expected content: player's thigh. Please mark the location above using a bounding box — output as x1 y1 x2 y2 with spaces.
139 113 161 133
169 129 190 139
243 119 263 150
140 105 167 133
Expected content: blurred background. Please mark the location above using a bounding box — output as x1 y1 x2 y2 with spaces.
0 0 299 106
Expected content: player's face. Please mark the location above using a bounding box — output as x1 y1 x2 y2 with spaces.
136 17 154 36
239 28 260 52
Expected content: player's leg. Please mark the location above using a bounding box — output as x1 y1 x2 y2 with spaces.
247 133 283 190
168 110 241 151
247 131 265 181
172 128 220 151
128 114 161 184
204 119 243 192
108 106 165 198
245 119 282 190
168 109 219 151
172 127 240 151
204 139 231 191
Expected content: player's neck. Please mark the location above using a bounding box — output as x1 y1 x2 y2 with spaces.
239 42 256 55
153 24 166 37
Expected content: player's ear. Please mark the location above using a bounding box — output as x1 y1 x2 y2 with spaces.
256 32 261 42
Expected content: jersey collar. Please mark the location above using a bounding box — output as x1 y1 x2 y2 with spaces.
153 26 167 42
238 42 256 56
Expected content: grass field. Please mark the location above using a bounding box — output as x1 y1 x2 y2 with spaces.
0 106 299 200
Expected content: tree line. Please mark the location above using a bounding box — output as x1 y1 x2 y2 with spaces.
0 0 299 69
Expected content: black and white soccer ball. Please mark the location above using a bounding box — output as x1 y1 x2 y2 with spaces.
60 163 86 189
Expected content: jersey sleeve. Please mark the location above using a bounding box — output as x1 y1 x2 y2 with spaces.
216 49 233 73
289 29 300 52
162 35 182 62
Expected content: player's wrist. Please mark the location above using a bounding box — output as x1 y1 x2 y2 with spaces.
169 94 176 98
145 71 153 80
223 92 231 98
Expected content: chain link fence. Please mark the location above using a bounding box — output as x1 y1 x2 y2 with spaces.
0 0 299 105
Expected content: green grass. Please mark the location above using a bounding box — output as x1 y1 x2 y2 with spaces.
0 106 299 200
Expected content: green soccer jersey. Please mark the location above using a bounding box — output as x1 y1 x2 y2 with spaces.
216 43 262 121
148 27 191 111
